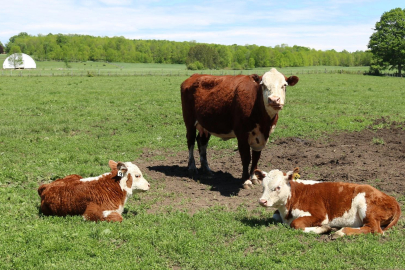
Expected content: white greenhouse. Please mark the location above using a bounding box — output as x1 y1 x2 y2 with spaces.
2 53 36 69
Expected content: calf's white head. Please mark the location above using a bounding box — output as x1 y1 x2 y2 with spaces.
109 160 150 195
257 169 294 208
261 68 299 118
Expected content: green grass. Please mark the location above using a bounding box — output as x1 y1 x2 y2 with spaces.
1 73 405 269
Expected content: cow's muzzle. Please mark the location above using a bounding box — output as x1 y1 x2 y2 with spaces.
259 198 268 207
268 97 283 110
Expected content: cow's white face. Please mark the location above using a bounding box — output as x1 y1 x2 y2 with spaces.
110 160 150 195
122 162 150 194
261 68 289 118
258 169 290 208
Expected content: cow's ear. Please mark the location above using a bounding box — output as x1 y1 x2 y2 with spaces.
287 167 300 181
286 76 299 86
254 169 267 181
109 160 118 170
292 167 300 180
117 162 128 177
250 74 261 83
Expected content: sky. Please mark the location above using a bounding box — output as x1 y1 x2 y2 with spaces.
0 0 403 52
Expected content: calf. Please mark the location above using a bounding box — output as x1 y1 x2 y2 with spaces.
38 160 150 222
257 168 401 237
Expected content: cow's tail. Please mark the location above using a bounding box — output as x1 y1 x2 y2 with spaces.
383 201 402 232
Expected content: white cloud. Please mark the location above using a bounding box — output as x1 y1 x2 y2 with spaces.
0 0 400 51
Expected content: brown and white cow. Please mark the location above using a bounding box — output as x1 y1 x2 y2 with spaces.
257 168 401 237
181 68 299 188
38 160 150 222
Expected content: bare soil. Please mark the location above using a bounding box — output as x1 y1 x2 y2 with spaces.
136 120 405 216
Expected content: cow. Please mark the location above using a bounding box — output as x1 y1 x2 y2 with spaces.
180 68 299 188
257 168 401 238
38 160 150 222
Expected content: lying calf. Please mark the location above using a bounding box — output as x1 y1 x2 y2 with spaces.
257 168 401 237
38 160 150 222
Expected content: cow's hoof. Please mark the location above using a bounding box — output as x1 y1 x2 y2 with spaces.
188 168 198 178
251 178 262 185
331 229 345 240
201 167 213 176
242 180 253 189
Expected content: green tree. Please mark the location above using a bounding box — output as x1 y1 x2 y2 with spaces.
248 58 255 69
252 46 270 67
216 45 232 68
368 8 405 76
186 44 219 69
0 41 4 54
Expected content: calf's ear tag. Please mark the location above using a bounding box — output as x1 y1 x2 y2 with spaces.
292 172 300 180
118 171 124 177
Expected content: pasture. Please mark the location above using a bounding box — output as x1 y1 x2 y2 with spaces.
0 71 405 269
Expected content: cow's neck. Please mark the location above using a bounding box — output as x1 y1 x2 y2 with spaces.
267 110 278 120
277 182 292 223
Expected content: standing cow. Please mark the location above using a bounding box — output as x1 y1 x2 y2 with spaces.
180 68 299 188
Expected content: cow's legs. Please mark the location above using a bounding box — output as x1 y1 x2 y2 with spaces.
196 132 212 175
186 125 198 176
83 203 123 222
83 203 104 222
333 219 382 238
290 216 331 234
237 136 251 185
249 150 262 185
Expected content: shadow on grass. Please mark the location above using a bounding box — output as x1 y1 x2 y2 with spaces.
147 164 243 197
238 216 281 227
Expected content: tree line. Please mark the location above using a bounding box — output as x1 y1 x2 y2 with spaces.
4 32 371 69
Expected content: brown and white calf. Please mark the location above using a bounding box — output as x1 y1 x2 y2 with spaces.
181 68 299 188
38 160 150 222
257 168 401 237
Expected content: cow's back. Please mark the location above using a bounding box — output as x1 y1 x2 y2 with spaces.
181 74 262 134
38 174 93 216
289 181 400 227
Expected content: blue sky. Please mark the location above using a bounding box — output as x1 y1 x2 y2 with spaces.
0 0 403 52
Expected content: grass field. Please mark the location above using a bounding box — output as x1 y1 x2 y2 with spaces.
1 72 405 269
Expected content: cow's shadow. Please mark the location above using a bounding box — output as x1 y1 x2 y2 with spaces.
147 165 243 197
239 216 281 227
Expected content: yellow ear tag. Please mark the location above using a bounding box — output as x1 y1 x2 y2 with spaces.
292 172 300 180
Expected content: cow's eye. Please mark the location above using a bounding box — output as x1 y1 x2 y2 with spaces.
135 174 141 178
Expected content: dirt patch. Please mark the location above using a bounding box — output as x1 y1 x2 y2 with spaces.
136 121 405 215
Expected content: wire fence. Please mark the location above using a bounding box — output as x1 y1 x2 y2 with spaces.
0 68 400 77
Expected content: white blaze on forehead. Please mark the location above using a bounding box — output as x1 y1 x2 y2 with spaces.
263 169 285 189
262 68 286 88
